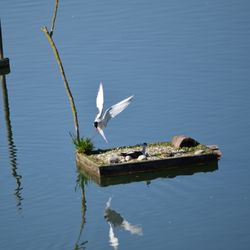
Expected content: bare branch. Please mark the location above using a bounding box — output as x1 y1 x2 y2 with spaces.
49 0 59 37
41 26 80 141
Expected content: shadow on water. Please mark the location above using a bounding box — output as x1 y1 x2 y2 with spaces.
77 161 218 187
74 174 88 250
1 74 23 211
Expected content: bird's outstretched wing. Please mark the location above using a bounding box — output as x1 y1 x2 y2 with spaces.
97 127 108 143
96 82 104 119
102 95 134 127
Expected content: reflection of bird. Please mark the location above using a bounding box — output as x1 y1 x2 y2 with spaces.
94 82 133 143
108 222 119 250
120 143 148 159
104 197 143 249
105 198 124 227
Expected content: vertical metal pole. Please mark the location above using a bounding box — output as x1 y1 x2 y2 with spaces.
0 19 4 59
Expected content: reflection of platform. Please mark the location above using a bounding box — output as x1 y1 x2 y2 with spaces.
76 152 219 186
78 161 218 187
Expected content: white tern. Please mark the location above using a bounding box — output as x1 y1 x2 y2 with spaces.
94 82 133 143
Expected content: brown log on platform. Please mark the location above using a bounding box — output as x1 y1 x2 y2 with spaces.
172 135 199 148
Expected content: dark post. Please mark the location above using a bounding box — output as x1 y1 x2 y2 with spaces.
0 20 10 74
0 19 4 59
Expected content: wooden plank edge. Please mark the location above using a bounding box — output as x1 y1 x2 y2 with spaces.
98 153 218 176
76 152 100 177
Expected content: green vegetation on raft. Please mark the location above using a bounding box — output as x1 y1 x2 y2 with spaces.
180 144 210 153
71 134 94 155
147 141 173 147
92 141 173 153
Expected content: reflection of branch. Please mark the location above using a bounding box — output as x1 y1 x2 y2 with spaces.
77 185 87 243
49 0 59 37
41 26 80 141
74 173 88 250
74 192 87 250
1 75 23 211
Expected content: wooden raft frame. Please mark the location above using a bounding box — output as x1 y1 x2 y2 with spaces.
76 151 219 186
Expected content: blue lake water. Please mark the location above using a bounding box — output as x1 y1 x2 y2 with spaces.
1 0 250 249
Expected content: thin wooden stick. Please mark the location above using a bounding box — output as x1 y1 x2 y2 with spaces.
41 26 80 141
49 0 59 37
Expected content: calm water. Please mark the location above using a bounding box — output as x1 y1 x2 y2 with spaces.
1 0 250 249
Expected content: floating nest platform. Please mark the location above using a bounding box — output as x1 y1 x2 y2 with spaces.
76 137 221 186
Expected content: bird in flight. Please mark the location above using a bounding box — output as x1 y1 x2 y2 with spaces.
94 82 133 143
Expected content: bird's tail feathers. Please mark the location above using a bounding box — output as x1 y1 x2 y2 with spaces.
98 127 108 143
